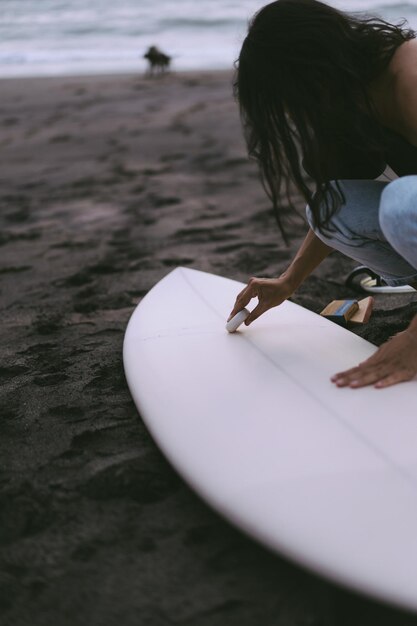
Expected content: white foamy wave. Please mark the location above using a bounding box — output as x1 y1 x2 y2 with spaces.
0 0 416 78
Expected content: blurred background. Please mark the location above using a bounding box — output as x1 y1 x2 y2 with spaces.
0 0 416 78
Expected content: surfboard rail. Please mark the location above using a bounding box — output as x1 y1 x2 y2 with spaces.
123 267 417 613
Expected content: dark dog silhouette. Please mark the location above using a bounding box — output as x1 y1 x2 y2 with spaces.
144 46 171 76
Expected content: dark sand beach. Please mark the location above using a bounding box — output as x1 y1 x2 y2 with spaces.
1 69 417 625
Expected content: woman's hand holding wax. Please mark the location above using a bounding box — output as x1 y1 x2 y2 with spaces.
228 276 294 326
228 228 334 326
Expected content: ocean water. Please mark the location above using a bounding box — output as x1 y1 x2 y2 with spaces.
0 0 417 78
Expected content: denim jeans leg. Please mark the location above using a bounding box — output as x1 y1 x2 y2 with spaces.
306 179 417 286
379 175 417 280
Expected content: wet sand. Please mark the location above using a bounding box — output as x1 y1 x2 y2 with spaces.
1 69 417 626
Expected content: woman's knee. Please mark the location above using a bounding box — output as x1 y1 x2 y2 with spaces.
379 176 417 244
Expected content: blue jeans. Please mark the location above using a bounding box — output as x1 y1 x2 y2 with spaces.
306 176 417 286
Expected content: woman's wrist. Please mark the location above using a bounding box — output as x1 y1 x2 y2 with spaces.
278 271 300 295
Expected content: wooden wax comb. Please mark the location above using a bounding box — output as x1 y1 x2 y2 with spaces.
320 299 359 326
348 296 374 325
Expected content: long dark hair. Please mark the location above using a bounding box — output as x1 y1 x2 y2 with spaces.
235 0 415 239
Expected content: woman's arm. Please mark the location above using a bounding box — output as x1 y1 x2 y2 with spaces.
228 228 333 325
280 227 334 291
330 47 417 388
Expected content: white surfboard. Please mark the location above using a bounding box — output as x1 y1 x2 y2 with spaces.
123 267 417 613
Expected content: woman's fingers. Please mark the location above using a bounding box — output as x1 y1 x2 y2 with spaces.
228 276 291 324
228 278 259 320
374 372 408 388
245 302 266 325
332 365 387 388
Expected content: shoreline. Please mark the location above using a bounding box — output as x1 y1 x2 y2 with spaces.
0 66 234 85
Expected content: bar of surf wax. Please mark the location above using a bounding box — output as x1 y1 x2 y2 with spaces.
225 308 250 333
320 299 359 326
349 296 374 325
